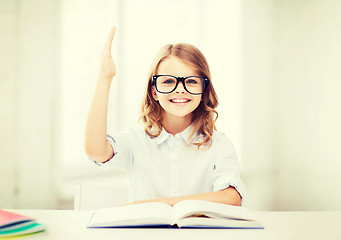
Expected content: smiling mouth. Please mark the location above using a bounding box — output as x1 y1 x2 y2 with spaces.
170 99 191 103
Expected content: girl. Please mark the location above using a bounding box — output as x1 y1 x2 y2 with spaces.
85 27 245 206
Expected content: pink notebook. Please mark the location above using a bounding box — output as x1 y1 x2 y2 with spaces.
0 210 35 228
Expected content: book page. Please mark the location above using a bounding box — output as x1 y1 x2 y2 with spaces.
176 217 264 229
88 202 173 227
172 200 257 222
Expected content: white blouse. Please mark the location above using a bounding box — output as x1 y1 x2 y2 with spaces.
94 125 245 203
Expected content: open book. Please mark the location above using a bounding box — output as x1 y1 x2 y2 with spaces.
87 200 263 229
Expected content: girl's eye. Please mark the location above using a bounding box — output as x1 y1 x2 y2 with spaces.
163 79 176 84
186 78 199 84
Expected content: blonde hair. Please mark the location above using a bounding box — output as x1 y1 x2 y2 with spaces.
140 43 219 148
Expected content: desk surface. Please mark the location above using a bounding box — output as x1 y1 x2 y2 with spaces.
6 209 341 240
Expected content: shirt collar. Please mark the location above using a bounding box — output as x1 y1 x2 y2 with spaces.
155 125 195 145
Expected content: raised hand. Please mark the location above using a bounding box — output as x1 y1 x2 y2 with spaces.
85 27 117 163
99 26 116 80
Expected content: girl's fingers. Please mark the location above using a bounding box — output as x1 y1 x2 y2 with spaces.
104 26 116 51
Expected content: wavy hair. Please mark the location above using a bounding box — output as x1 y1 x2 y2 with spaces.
140 43 219 149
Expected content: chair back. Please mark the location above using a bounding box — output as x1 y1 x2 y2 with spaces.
74 181 128 210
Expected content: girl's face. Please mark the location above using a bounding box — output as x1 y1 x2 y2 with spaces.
152 56 202 121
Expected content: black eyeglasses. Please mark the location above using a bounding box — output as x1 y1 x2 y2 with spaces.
152 75 208 95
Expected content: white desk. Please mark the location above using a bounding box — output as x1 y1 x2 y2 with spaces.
6 210 341 240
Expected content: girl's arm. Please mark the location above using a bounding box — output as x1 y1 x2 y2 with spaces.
129 187 241 207
84 27 117 162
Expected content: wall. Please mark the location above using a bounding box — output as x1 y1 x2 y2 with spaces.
1 0 340 211
0 0 60 209
241 0 278 210
275 0 341 210
241 0 341 210
0 0 17 208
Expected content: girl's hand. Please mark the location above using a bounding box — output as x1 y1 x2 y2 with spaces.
99 26 116 80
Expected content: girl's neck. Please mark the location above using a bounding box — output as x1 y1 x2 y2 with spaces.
162 112 192 136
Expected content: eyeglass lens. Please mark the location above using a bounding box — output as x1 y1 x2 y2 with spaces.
156 76 205 94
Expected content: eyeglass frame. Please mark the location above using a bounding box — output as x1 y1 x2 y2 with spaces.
152 75 209 95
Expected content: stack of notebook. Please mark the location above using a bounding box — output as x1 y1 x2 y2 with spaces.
0 210 46 238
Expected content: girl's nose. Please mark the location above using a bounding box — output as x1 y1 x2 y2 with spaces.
175 82 186 94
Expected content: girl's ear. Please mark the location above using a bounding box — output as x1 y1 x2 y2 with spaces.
151 86 159 101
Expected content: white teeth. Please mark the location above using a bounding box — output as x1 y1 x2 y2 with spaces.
171 99 189 103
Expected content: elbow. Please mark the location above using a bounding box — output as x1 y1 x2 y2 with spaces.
221 187 242 206
84 142 95 157
231 197 242 207
84 143 109 163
